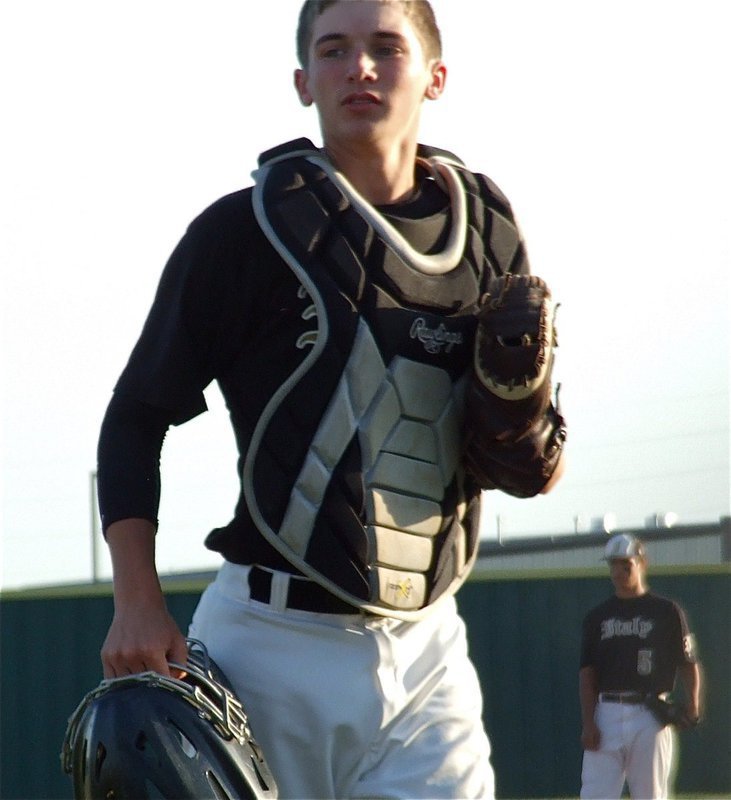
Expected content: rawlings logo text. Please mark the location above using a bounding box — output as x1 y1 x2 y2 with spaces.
410 318 463 354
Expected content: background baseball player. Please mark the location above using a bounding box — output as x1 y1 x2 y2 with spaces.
95 1 566 797
579 533 702 799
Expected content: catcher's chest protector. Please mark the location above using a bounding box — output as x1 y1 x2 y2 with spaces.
247 139 498 619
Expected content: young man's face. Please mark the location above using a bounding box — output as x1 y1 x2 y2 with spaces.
609 556 646 597
295 0 445 151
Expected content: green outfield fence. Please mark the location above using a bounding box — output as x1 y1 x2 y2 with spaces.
1 567 729 799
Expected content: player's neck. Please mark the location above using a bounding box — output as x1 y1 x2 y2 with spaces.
615 585 647 600
323 138 419 205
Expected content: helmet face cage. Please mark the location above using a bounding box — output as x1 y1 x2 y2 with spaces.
61 639 278 800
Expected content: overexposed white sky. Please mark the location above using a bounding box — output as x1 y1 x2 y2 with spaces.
2 0 729 590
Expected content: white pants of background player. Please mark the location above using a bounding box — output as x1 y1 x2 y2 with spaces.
580 698 676 799
188 561 493 800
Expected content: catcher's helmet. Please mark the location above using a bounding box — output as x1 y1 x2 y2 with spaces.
61 639 277 800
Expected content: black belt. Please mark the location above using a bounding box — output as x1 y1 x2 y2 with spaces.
599 691 646 704
248 565 356 614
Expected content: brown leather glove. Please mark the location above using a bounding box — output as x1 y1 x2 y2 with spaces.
463 274 566 497
644 694 701 730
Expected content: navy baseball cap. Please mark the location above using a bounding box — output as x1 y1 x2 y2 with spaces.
603 533 645 561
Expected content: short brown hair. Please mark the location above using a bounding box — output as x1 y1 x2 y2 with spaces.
296 0 442 67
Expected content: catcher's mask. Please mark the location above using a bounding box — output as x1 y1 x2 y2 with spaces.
60 638 278 800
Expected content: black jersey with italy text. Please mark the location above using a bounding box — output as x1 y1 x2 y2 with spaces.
580 592 696 694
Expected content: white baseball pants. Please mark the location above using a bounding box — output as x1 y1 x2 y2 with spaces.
188 561 494 799
581 698 676 799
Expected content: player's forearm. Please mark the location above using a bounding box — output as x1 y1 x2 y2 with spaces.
102 518 188 677
579 667 598 724
679 662 701 715
106 518 164 608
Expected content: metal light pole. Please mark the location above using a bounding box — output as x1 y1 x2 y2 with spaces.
89 470 99 583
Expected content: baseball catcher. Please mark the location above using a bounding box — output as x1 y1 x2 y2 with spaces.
464 273 566 497
93 2 570 797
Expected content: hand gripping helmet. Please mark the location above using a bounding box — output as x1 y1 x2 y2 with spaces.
60 639 278 799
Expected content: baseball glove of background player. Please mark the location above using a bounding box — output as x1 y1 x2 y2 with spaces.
464 273 566 497
644 694 700 730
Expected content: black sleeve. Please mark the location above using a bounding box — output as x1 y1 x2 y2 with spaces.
113 188 262 425
671 602 698 665
96 392 173 534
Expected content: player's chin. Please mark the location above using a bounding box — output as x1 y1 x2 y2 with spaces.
336 108 390 134
338 116 383 139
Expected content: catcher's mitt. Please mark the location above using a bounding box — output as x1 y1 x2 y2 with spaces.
644 694 700 730
474 274 556 411
464 274 566 497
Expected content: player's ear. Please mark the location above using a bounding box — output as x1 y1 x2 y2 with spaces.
294 68 313 107
424 61 447 101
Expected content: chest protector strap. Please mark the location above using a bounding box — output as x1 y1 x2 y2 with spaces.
246 139 494 619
